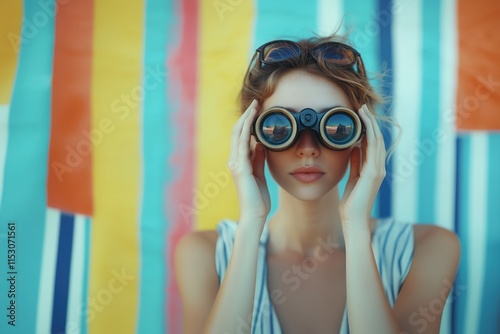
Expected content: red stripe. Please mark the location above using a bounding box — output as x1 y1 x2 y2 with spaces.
457 0 500 130
166 0 199 332
47 0 94 214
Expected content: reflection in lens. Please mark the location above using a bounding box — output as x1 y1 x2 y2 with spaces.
260 114 292 145
324 113 355 144
314 44 355 65
264 43 301 62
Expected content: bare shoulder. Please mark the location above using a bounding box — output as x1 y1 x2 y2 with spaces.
413 224 460 255
176 229 219 254
175 229 219 275
411 224 461 276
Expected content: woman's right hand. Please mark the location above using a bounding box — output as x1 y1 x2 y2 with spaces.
227 99 271 229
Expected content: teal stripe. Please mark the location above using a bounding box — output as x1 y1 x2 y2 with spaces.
138 0 172 332
254 0 317 217
0 1 55 333
417 0 441 223
80 217 91 334
479 134 500 334
343 0 379 78
453 135 470 334
343 0 380 217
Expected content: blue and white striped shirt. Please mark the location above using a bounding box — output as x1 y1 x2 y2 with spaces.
215 218 414 334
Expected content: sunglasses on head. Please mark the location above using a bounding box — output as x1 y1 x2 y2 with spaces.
244 39 366 80
253 106 365 151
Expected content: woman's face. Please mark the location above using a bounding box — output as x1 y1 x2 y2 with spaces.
260 70 356 201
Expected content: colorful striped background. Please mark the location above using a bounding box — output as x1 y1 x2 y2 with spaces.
0 0 499 333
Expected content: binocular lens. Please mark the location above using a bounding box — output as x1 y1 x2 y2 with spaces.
259 113 293 145
254 106 362 151
323 113 357 145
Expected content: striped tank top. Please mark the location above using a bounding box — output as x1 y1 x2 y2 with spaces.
215 218 414 334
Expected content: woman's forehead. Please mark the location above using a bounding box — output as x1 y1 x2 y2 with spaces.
261 70 352 111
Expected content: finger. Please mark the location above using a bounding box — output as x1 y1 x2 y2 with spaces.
361 106 387 171
228 99 258 166
358 105 375 162
239 106 258 161
251 143 267 182
362 105 385 151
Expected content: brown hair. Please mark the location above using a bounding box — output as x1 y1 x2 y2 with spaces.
239 34 400 159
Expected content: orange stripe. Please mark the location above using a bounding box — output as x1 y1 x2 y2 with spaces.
0 1 22 104
47 0 94 215
457 0 500 130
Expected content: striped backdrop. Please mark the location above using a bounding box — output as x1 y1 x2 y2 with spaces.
0 0 499 333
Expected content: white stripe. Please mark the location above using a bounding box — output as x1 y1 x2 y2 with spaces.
436 0 458 232
65 214 87 334
464 134 488 334
316 0 344 36
36 208 61 334
436 1 458 333
391 0 421 223
0 104 9 208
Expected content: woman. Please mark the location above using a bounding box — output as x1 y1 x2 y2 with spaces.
175 35 460 334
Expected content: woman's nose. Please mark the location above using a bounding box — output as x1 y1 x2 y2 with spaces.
295 129 320 157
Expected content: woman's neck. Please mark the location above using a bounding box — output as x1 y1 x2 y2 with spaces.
267 187 345 256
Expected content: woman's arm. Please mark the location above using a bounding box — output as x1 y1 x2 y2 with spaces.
176 99 270 333
339 105 460 333
175 225 263 334
342 223 460 334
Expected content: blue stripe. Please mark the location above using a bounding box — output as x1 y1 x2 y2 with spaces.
0 1 55 333
391 225 408 284
377 0 393 218
80 217 91 334
453 135 469 334
451 136 461 334
255 0 317 219
138 0 171 332
479 134 500 334
417 0 441 223
51 213 75 333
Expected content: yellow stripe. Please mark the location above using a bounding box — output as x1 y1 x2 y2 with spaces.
197 0 254 229
89 1 142 332
0 1 22 104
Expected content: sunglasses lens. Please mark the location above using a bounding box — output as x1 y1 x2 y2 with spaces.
313 44 356 65
323 112 357 145
263 42 301 63
259 113 293 146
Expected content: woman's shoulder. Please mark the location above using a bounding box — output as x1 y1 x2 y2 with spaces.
412 223 461 261
176 229 219 253
175 229 219 270
175 220 238 256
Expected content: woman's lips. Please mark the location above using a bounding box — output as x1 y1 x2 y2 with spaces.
290 166 325 183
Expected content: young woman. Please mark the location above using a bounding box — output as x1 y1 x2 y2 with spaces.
175 35 460 334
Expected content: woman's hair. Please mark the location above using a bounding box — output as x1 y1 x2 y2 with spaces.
239 34 400 160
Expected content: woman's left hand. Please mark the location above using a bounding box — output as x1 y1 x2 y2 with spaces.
339 104 386 227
